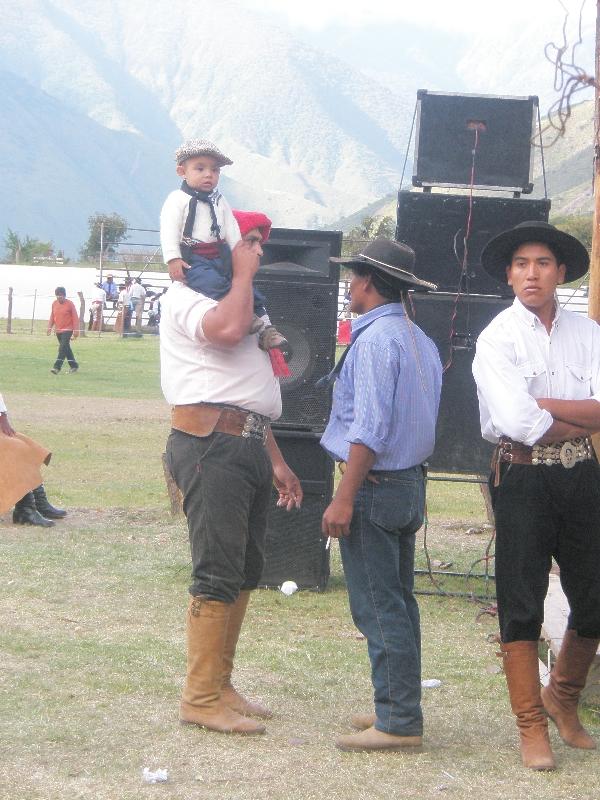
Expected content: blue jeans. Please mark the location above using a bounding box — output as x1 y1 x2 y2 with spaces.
339 466 425 736
186 253 267 316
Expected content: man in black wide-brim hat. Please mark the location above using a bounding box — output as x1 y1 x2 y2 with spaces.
320 239 442 752
472 221 600 771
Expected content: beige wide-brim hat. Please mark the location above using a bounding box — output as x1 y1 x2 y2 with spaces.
0 433 51 514
330 238 437 292
481 221 590 283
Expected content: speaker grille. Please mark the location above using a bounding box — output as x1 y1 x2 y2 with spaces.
396 191 551 295
411 292 512 474
260 430 334 590
414 91 538 192
255 278 339 430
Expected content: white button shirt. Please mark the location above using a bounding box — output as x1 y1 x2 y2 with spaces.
472 296 600 445
0 393 6 414
159 283 282 420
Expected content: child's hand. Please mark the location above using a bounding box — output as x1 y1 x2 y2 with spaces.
168 258 189 282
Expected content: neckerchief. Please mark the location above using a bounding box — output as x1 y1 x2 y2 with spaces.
180 181 222 240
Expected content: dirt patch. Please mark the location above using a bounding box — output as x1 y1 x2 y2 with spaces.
6 393 170 426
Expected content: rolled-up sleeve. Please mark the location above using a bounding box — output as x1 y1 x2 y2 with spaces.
346 340 400 454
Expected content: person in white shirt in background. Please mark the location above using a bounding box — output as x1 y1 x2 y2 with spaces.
90 283 107 331
129 278 147 331
472 221 600 772
117 280 133 333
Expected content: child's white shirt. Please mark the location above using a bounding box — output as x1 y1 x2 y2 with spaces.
160 189 241 264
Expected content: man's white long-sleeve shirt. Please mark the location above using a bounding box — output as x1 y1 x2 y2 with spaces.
472 296 600 445
160 189 241 264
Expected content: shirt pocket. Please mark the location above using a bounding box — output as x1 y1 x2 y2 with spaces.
369 477 424 536
516 359 547 395
566 363 592 397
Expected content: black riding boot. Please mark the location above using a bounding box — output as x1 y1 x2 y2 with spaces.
13 493 55 527
32 485 67 519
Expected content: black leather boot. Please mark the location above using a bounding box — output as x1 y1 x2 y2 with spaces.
32 485 67 519
13 493 55 527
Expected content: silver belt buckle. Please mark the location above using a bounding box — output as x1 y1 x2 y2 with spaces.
559 441 577 468
242 412 268 444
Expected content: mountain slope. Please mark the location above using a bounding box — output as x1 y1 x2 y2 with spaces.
0 0 414 255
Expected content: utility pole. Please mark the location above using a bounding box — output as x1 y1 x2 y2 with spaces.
589 0 600 322
99 221 105 284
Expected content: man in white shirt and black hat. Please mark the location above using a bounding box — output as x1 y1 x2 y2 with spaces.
472 221 600 771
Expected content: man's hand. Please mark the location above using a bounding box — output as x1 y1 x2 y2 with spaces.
0 412 15 437
72 331 79 340
273 462 303 511
231 238 262 281
168 257 189 282
46 328 52 336
321 496 354 538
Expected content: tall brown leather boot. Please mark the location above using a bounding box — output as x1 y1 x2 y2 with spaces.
179 595 266 735
541 629 599 749
221 590 272 719
501 641 555 770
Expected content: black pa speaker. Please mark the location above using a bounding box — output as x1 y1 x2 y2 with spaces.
410 292 513 474
255 227 342 431
260 430 334 590
396 191 551 296
261 228 343 277
413 90 538 192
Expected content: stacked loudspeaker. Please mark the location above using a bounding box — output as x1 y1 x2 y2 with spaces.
256 229 342 589
397 90 550 473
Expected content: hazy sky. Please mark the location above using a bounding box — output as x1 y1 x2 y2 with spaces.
239 0 592 33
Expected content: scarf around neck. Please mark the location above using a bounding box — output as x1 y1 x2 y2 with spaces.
180 180 222 240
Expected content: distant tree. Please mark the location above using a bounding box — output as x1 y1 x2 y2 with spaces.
343 215 396 256
551 214 593 253
3 228 54 264
79 212 128 262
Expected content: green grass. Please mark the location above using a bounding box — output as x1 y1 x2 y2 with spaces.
0 330 162 399
1 334 597 800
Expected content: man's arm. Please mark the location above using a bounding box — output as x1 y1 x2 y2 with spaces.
265 430 303 511
47 306 54 335
0 395 15 437
321 443 375 538
536 398 600 436
200 239 260 347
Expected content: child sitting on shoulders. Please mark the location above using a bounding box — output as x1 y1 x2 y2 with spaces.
160 138 286 353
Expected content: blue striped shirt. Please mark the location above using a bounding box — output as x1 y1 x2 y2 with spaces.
320 303 442 470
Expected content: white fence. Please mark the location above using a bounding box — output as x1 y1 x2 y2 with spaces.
0 262 590 332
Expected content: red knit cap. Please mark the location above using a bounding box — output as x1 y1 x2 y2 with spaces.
232 210 272 242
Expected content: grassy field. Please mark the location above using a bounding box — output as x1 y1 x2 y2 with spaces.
0 332 598 800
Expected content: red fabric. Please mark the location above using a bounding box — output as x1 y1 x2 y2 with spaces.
191 242 221 258
337 319 351 345
232 210 272 242
268 348 290 377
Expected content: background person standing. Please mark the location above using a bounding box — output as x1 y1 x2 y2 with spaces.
47 287 79 374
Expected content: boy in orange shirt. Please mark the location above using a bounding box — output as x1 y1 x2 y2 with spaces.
47 287 79 374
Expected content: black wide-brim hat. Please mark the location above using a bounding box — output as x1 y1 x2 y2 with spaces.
481 221 590 283
330 238 437 292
